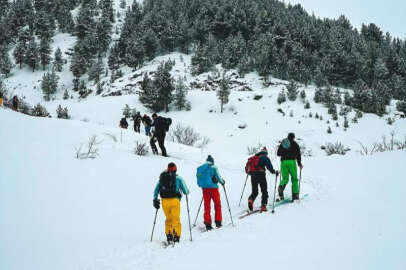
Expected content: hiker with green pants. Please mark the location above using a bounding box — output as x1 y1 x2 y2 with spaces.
277 133 303 201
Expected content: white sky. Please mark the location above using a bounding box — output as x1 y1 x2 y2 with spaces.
285 0 406 39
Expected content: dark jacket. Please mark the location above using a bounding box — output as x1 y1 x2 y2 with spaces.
142 115 152 126
120 118 128 128
151 116 167 135
253 151 276 174
277 139 302 166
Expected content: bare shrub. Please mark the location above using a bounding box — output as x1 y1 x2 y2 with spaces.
32 103 50 117
324 142 349 156
103 132 118 142
196 136 211 151
247 142 264 155
299 142 313 157
75 135 102 159
168 123 201 146
359 132 406 155
134 141 149 156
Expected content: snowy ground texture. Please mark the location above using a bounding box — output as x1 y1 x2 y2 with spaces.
2 44 406 270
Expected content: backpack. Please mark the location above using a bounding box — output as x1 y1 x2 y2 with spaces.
164 117 172 131
245 155 261 175
159 171 178 198
281 138 291 149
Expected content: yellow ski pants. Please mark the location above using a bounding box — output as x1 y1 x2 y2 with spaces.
162 198 182 237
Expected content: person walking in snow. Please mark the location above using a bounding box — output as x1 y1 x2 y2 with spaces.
153 162 190 243
150 113 170 157
133 112 142 133
119 117 128 129
12 95 18 111
247 147 278 212
196 155 225 230
0 92 3 107
277 133 303 202
142 114 152 136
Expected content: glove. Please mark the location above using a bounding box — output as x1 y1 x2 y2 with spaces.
153 198 160 209
275 170 279 176
221 179 225 186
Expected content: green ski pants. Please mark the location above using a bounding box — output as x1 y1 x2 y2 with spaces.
280 160 299 194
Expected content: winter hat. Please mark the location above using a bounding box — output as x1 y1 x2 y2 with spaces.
167 162 177 172
206 155 214 163
261 147 268 153
288 132 295 140
152 113 158 118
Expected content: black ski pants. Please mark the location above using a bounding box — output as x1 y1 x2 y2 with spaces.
150 132 167 156
248 173 268 205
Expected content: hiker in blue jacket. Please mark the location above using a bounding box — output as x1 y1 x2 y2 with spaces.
196 155 225 230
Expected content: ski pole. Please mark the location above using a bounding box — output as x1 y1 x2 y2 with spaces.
299 167 302 196
150 209 158 242
192 196 203 227
271 172 279 214
238 174 249 207
186 195 193 241
222 183 234 226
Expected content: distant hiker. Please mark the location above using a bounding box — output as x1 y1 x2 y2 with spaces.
150 113 171 157
153 162 190 244
0 92 3 107
12 95 18 111
246 147 278 212
196 155 225 230
277 133 303 202
133 112 141 133
119 117 128 129
142 114 152 136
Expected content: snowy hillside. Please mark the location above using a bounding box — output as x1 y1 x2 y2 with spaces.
1 85 406 270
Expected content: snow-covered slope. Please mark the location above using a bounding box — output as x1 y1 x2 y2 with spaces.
1 101 405 270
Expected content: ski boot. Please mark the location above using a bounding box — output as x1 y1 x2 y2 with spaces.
166 233 173 245
292 193 299 202
276 185 285 202
205 223 213 231
173 235 180 243
215 221 222 228
260 205 267 212
248 199 254 211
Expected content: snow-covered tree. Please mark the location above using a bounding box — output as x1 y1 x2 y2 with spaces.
25 38 40 72
39 37 52 70
217 72 231 113
53 47 64 72
41 69 59 101
174 77 188 110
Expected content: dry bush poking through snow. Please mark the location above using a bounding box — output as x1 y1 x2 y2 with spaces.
134 141 149 156
75 135 102 159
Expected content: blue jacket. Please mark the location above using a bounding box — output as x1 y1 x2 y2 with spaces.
255 151 276 174
153 173 189 199
196 162 224 189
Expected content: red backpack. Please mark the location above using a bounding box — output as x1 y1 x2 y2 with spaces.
245 155 261 175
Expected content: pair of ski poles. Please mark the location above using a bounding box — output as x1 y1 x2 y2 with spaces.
150 194 193 242
192 183 234 227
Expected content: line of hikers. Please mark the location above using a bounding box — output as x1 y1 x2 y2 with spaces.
0 94 19 111
120 112 172 157
152 132 302 244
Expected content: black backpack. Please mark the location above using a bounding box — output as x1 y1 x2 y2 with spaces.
159 171 178 198
164 117 172 131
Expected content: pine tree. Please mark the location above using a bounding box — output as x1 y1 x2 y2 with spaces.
304 101 310 109
39 37 52 70
300 90 306 100
41 69 59 101
13 40 26 69
153 61 174 112
344 91 352 106
96 82 103 95
25 38 39 72
343 117 349 128
286 81 299 101
139 72 156 109
56 105 70 119
217 72 231 113
0 46 13 77
191 44 213 76
142 29 158 61
327 126 332 134
277 90 287 104
63 89 69 99
53 47 64 72
122 104 131 118
314 87 323 103
396 100 406 114
174 77 188 110
88 57 103 82
119 0 126 9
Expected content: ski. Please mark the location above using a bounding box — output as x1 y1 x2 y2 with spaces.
238 209 263 219
161 240 175 248
273 193 309 209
